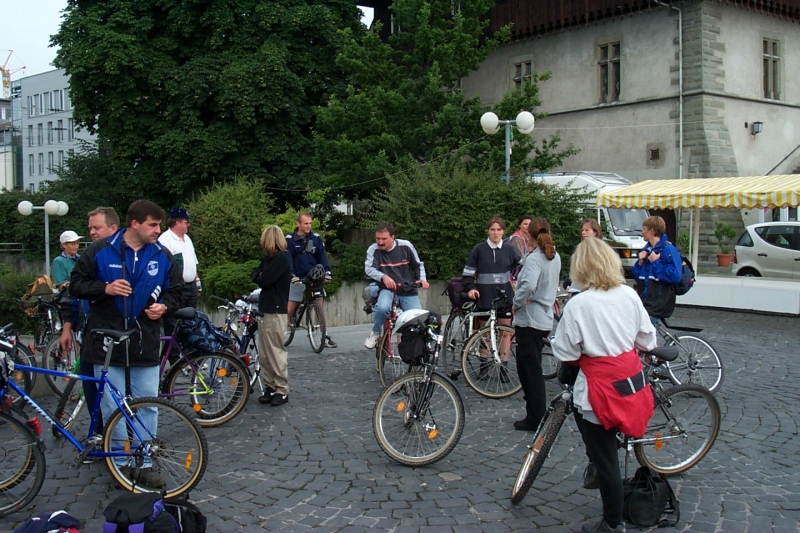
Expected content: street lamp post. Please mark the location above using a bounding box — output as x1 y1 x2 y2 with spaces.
17 200 70 277
480 111 536 186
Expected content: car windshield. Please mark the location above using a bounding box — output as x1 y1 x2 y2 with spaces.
607 208 648 236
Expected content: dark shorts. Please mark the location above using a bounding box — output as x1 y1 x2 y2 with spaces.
478 304 512 319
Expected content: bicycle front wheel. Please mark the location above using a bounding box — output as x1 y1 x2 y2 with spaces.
441 312 466 379
0 411 46 518
377 332 411 388
666 335 724 393
165 352 250 427
461 325 522 398
103 397 208 498
541 337 559 380
41 336 77 397
373 372 465 466
633 383 720 476
306 300 326 353
511 401 567 504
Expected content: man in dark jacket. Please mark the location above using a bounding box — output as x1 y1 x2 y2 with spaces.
633 216 682 320
69 199 183 488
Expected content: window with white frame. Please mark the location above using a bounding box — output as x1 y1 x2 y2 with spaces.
57 120 64 143
38 153 44 175
47 122 53 144
58 150 64 168
55 90 63 112
64 89 70 110
68 119 75 141
38 94 45 115
28 183 35 192
37 124 43 146
598 41 621 103
29 154 34 176
28 125 33 147
48 152 54 173
28 96 35 117
763 38 780 100
46 92 54 113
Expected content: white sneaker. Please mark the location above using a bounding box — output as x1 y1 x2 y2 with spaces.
365 332 380 349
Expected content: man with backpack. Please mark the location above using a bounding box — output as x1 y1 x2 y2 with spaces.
286 212 336 348
633 216 682 320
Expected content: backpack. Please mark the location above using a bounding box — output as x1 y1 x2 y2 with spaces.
674 255 695 296
622 466 680 528
20 275 56 316
445 277 467 309
162 496 207 533
175 310 233 356
103 492 178 533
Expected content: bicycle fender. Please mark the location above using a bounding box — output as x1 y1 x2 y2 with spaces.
433 371 471 415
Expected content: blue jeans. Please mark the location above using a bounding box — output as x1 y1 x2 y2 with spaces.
372 289 422 334
94 364 160 467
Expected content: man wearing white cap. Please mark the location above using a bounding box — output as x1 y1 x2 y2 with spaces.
52 230 83 289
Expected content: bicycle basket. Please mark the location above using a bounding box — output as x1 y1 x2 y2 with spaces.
20 275 56 316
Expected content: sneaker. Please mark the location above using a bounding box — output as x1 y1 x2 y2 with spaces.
270 394 289 406
325 336 337 348
365 332 380 349
258 385 276 404
119 466 167 489
513 419 538 431
581 519 626 533
583 462 599 490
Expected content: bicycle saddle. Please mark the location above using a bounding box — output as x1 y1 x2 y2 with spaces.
644 346 679 362
173 307 197 320
91 328 137 343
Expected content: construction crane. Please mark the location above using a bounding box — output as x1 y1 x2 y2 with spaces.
1 50 26 99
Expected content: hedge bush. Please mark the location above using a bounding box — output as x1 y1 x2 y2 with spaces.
0 265 38 334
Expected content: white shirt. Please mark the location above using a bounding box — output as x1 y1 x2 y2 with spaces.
158 229 198 283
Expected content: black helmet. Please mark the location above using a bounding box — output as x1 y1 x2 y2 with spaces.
307 264 326 286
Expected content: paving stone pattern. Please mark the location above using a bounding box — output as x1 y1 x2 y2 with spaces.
1 308 798 533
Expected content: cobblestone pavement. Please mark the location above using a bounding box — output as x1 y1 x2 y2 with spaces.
1 307 798 533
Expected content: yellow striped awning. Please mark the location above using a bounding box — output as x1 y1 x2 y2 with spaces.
596 175 800 209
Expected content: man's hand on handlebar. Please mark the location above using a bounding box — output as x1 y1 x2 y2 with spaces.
291 276 301 285
417 280 429 290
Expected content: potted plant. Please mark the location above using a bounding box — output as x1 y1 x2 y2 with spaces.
714 222 737 267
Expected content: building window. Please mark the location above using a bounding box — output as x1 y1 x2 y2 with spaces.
57 120 64 143
28 183 35 192
28 125 33 147
64 89 71 110
55 90 63 112
68 119 75 141
46 92 54 113
763 39 780 100
29 154 34 176
37 124 43 146
27 96 35 117
48 152 54 174
58 150 64 168
47 122 53 144
513 61 532 89
38 94 45 116
38 153 44 175
599 42 621 103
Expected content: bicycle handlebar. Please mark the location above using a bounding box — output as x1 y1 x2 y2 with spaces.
210 295 231 306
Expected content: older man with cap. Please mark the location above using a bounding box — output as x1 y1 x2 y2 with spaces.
158 208 200 358
52 230 84 289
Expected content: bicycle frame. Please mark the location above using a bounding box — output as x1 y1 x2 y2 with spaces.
292 282 325 331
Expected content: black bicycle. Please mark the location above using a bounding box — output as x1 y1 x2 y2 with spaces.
284 265 327 353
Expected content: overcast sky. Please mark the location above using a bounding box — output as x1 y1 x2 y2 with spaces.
2 2 373 81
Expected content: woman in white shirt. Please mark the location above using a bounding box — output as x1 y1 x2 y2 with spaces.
552 237 656 533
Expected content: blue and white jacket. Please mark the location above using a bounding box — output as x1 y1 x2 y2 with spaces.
70 229 183 367
632 234 682 318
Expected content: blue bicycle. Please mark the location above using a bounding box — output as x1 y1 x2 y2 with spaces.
0 327 208 518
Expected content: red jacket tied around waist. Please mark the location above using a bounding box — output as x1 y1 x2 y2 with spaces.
578 349 653 438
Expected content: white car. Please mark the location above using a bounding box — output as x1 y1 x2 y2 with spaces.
732 221 800 278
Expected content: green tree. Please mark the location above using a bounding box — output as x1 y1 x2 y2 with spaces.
314 0 577 199
53 0 365 206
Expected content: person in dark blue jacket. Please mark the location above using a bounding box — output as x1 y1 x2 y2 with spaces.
70 200 183 489
285 212 336 348
632 216 682 320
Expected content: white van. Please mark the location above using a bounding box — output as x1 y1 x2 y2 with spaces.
533 171 649 273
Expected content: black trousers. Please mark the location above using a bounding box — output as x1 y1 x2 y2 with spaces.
80 358 102 430
575 411 624 528
514 326 550 426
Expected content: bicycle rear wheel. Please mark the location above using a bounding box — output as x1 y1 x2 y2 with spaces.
306 300 326 353
41 336 78 397
377 332 411 387
666 335 723 393
441 311 466 379
633 383 720 476
541 337 559 380
511 401 567 504
0 411 46 518
283 307 298 347
373 372 465 466
103 397 207 498
164 352 250 427
461 325 521 398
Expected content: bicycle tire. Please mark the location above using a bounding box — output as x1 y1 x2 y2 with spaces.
541 338 559 380
8 351 32 407
12 342 37 392
41 336 78 397
511 400 567 504
377 332 411 388
441 312 466 379
461 325 522 399
164 352 250 427
103 397 207 498
284 306 298 347
634 383 720 476
51 377 86 437
666 335 724 393
240 332 262 393
306 299 326 353
0 411 46 518
373 372 465 466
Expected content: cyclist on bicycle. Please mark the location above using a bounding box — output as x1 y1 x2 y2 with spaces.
364 222 429 349
633 216 681 322
286 212 336 349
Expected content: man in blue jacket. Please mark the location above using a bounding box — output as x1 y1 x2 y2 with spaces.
286 212 336 348
633 216 682 320
70 199 183 489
